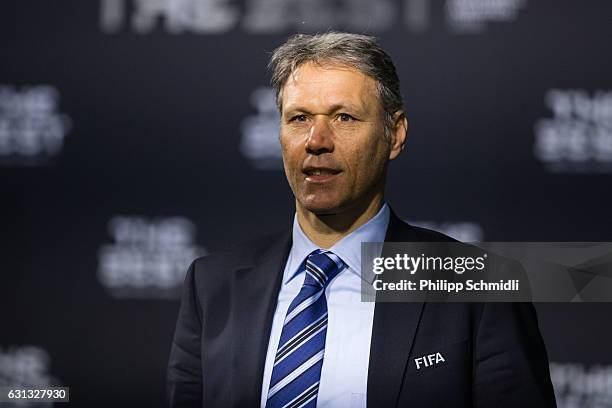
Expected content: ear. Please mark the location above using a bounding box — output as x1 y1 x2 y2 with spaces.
388 110 408 161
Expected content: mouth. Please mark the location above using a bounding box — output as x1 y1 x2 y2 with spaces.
302 167 342 183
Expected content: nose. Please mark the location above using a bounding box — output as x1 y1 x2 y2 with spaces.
305 116 334 155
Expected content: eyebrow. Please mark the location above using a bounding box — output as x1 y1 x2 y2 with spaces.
283 103 364 116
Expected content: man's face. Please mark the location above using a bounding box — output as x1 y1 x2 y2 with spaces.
279 62 398 215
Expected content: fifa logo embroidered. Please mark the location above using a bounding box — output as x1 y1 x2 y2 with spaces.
414 352 445 369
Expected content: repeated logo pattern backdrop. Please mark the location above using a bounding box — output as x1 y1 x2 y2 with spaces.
2 1 611 407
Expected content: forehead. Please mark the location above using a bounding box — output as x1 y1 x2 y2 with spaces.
281 62 379 113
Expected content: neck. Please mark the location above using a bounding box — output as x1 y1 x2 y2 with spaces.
296 192 385 249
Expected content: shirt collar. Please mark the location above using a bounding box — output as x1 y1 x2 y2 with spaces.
284 203 390 285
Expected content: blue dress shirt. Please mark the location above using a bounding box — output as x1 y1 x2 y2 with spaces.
260 203 391 407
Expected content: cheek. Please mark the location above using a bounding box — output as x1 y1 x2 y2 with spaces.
280 134 294 158
280 136 303 176
350 140 388 184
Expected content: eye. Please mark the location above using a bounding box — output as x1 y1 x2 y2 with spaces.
289 114 308 122
337 113 355 122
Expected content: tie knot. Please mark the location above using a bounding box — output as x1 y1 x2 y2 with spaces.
304 250 344 289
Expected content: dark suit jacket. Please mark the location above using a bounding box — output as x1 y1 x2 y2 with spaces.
167 210 556 407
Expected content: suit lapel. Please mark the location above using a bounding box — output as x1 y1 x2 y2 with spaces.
232 231 292 406
367 210 425 407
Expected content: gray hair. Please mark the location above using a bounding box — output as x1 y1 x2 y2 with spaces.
268 32 404 140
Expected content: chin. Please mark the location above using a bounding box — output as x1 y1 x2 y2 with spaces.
299 197 347 215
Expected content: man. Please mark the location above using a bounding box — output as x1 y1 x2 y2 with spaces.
167 32 556 407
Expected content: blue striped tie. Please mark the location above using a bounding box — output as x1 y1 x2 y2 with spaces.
266 249 345 408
